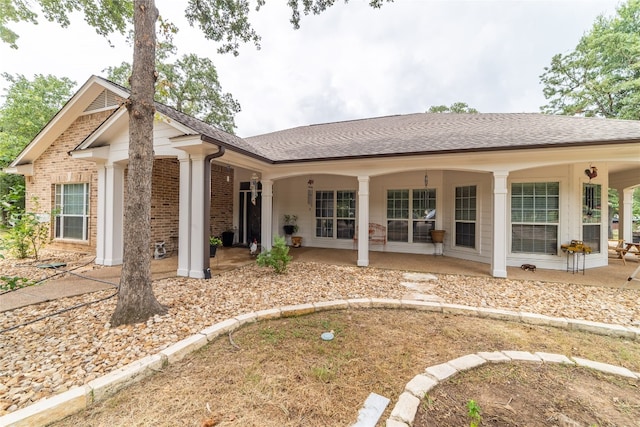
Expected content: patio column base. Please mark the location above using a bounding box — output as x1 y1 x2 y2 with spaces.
357 259 369 267
491 268 507 278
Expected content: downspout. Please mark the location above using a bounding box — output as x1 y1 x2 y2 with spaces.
203 145 226 279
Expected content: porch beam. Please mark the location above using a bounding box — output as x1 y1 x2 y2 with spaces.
357 176 370 267
491 170 509 278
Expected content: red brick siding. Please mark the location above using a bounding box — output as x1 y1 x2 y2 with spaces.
26 111 110 253
149 158 180 255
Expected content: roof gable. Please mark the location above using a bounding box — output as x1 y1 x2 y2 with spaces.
9 76 128 168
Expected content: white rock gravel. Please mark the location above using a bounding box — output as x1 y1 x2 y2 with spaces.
0 253 639 415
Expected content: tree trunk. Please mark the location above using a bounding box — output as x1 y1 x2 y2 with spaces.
110 0 167 326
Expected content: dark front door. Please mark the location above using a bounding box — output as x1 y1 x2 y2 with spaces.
239 182 261 245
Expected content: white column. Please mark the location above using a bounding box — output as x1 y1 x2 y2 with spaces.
95 164 106 265
622 188 634 243
491 171 509 278
188 155 207 278
102 163 124 266
261 179 274 250
177 154 191 277
357 176 370 267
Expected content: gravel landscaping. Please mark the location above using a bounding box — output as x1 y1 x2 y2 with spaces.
1 251 639 416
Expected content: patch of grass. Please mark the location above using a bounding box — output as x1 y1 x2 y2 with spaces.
310 365 335 383
52 310 640 427
260 326 286 345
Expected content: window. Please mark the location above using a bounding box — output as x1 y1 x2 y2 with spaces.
387 189 436 243
455 185 476 248
582 183 601 253
54 183 89 241
315 190 355 238
511 182 558 255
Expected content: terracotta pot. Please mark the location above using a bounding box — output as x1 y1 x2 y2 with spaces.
430 230 445 243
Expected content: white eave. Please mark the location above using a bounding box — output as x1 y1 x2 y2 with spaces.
70 146 111 161
4 164 34 176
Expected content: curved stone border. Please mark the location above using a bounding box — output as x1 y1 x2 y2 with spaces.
1 299 639 427
386 350 639 426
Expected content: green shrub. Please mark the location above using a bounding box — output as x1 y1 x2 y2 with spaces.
1 199 50 260
256 235 292 274
0 276 35 292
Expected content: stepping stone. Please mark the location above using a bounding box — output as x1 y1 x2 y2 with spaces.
402 272 438 282
399 281 436 292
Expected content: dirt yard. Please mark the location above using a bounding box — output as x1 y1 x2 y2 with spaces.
51 309 640 427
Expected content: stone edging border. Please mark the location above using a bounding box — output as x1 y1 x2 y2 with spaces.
385 350 639 427
2 298 639 427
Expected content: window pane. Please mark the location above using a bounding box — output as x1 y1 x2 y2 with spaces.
387 190 409 219
413 220 433 243
455 222 475 248
387 220 408 242
583 224 601 253
315 218 333 238
511 224 557 255
62 216 85 240
337 219 355 239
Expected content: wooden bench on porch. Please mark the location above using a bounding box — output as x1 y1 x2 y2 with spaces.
353 223 387 247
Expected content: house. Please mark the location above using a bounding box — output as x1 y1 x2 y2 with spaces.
7 76 640 278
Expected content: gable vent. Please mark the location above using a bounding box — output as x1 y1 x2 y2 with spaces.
84 89 122 113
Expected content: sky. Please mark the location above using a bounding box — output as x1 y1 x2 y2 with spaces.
0 0 622 137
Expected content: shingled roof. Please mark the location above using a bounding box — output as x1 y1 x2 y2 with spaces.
237 113 640 162
94 77 640 164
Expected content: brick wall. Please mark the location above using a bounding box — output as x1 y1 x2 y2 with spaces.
149 158 180 256
210 164 234 237
27 111 110 254
26 111 235 258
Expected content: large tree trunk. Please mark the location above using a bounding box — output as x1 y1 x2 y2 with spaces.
110 0 167 326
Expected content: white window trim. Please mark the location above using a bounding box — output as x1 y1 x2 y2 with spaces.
508 177 565 259
385 187 437 244
54 182 90 242
314 189 356 239
453 184 479 250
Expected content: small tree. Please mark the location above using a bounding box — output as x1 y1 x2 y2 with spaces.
257 235 292 274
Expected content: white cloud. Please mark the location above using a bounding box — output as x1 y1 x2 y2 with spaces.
0 0 620 137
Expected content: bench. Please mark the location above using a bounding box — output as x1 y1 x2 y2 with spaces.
354 223 387 246
612 239 628 265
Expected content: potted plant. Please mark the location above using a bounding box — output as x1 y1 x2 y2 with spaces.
283 214 298 236
430 229 445 243
221 228 235 247
209 236 223 257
